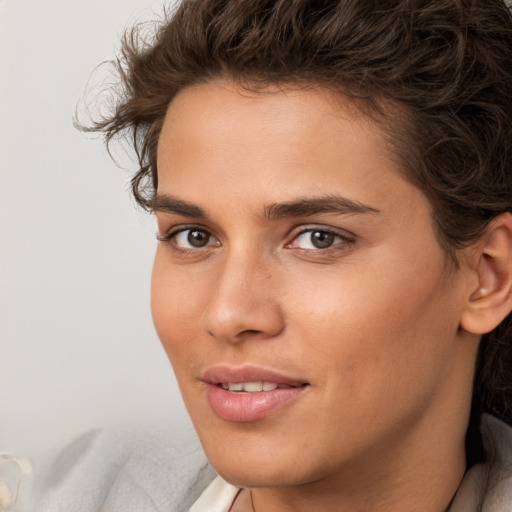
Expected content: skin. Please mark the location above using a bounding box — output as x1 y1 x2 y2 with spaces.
152 80 483 512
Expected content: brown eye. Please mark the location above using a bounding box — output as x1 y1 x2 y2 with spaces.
310 231 335 249
287 228 352 251
187 229 210 247
173 228 217 249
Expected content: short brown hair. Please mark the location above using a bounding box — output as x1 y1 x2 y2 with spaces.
84 0 512 460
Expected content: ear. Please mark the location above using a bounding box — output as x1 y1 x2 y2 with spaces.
460 213 512 335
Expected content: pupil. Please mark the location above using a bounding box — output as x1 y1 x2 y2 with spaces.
312 231 334 248
188 230 209 247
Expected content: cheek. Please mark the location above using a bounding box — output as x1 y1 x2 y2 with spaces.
282 272 461 454
286 251 459 385
151 251 204 363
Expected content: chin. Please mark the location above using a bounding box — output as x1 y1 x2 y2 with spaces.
212 460 310 489
199 434 323 489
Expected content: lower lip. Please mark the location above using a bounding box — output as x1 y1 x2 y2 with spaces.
206 384 308 422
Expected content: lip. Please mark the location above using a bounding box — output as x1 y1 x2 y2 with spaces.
202 365 310 422
203 365 308 386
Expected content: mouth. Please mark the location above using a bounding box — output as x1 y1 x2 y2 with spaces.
203 366 310 422
216 382 305 392
203 365 309 387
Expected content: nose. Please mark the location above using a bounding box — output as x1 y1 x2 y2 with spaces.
202 251 285 343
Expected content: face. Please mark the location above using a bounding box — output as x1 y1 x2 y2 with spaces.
152 81 476 490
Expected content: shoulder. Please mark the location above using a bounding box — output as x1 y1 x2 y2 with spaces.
17 424 217 512
451 414 512 512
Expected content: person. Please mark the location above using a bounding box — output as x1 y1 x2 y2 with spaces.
23 0 512 510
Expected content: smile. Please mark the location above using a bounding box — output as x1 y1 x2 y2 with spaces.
203 366 310 422
218 382 303 392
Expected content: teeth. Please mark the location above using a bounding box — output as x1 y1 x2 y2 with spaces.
243 382 263 392
220 381 281 392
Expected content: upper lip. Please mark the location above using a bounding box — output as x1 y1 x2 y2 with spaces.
202 365 309 386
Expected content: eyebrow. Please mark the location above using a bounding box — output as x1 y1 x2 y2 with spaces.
151 194 208 218
263 195 380 220
151 193 380 220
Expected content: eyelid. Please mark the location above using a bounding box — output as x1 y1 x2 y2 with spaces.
157 223 208 240
285 225 355 251
156 225 220 249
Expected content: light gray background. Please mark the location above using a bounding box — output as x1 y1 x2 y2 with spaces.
0 0 188 457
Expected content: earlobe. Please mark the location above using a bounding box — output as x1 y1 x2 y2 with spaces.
461 213 512 335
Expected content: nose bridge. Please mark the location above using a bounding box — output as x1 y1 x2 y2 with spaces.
202 246 283 343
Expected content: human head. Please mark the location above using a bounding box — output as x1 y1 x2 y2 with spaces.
87 0 512 451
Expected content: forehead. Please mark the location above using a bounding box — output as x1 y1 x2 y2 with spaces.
160 80 383 136
156 80 397 195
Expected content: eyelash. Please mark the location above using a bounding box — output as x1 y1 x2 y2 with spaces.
156 226 218 253
286 227 355 253
156 225 355 254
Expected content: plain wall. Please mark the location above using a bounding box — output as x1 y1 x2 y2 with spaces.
0 0 190 457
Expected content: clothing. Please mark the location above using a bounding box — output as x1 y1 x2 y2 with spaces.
13 424 216 512
450 414 512 511
188 477 239 512
10 414 512 511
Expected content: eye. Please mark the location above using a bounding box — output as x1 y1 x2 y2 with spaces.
175 229 212 248
158 227 219 249
287 229 351 250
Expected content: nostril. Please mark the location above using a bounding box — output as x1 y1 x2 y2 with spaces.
207 328 260 339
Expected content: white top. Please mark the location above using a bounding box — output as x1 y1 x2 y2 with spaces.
189 476 240 512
